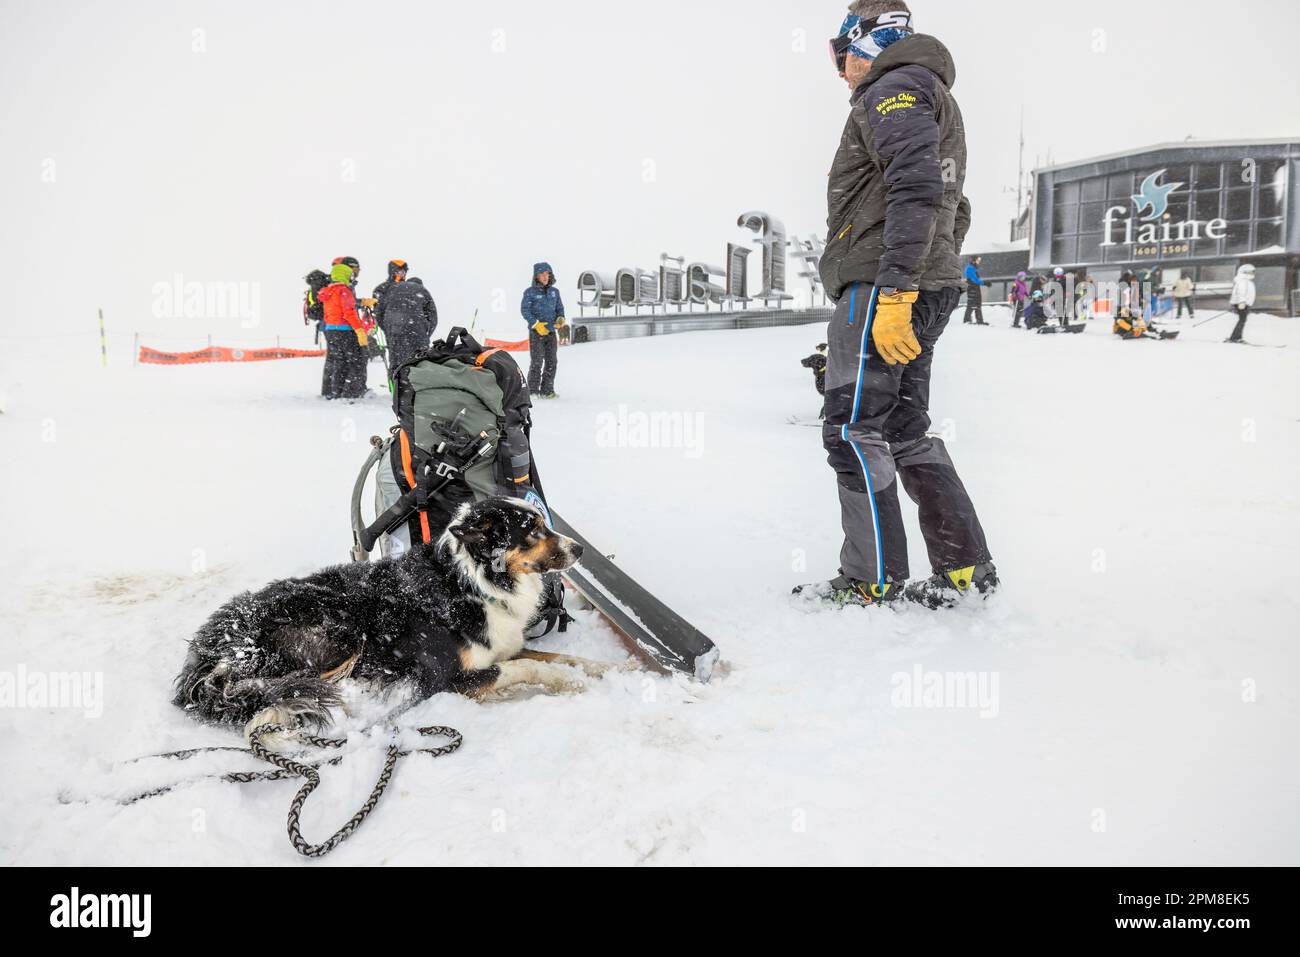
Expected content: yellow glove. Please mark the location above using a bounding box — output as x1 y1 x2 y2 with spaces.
360 297 378 309
532 322 550 337
872 290 921 365
355 329 369 347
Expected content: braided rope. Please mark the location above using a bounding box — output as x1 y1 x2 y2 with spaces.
122 723 463 859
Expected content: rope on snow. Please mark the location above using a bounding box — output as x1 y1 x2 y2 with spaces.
120 722 463 859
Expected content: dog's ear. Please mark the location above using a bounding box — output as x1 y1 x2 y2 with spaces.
449 517 493 549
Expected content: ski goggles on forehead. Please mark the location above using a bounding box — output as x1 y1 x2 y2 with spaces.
829 11 913 71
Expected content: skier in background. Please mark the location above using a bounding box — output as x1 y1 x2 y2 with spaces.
521 262 566 399
1227 264 1257 344
962 255 990 325
1172 269 1196 319
1023 290 1049 331
372 259 409 311
318 262 369 400
798 0 996 610
375 264 438 371
335 255 378 378
303 269 330 345
1010 271 1029 327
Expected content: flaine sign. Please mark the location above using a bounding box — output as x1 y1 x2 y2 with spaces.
1101 170 1228 249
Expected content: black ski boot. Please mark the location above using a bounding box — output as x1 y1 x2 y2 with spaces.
904 563 1000 609
793 574 903 608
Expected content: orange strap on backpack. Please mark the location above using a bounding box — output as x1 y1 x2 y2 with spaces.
475 349 503 368
398 429 432 544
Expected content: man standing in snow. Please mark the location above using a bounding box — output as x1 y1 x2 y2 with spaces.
798 1 996 609
372 259 409 311
522 262 566 398
374 261 438 371
1227 264 1257 344
962 255 989 325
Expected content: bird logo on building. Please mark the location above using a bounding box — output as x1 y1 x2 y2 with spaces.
1132 169 1183 222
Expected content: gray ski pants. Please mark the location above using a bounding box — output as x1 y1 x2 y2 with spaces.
822 284 991 586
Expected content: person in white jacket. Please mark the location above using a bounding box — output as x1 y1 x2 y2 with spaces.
1227 264 1257 344
1171 270 1196 319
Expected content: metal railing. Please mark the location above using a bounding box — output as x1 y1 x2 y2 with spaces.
570 307 833 343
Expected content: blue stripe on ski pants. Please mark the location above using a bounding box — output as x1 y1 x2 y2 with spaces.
844 283 885 591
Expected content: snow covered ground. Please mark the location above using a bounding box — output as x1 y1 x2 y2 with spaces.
2 308 1298 866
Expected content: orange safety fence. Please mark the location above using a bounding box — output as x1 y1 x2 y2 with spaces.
484 338 530 353
139 345 326 365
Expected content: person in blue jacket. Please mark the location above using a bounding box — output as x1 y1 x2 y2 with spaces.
962 256 990 325
521 262 566 398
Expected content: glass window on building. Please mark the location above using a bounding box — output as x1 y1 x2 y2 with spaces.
1165 164 1192 188
1254 266 1287 309
1053 235 1077 264
1078 233 1104 263
1053 204 1079 234
1108 173 1134 200
1193 163 1222 190
1199 264 1236 284
1258 171 1287 219
1222 160 1254 190
1081 177 1105 203
1254 158 1286 184
1223 221 1253 255
1193 189 1221 220
1079 201 1110 233
1255 219 1284 250
1054 181 1080 207
1165 195 1190 222
1191 237 1222 258
1224 188 1253 222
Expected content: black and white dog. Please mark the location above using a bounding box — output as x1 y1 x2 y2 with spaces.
173 498 583 736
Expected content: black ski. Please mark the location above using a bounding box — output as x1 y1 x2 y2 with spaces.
550 510 719 681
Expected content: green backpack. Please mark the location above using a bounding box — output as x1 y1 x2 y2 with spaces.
362 327 547 549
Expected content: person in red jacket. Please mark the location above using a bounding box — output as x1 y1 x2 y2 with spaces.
318 262 369 399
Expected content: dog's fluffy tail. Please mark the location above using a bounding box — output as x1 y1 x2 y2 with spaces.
173 649 341 734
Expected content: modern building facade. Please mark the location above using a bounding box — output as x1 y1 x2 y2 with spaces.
1028 139 1298 314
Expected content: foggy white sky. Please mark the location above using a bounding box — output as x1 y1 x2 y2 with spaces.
1 0 1297 344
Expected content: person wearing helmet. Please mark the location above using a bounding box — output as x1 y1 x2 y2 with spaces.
372 259 409 309
374 263 438 372
521 262 566 398
1024 289 1050 331
1227 264 1257 344
1051 268 1074 327
1011 271 1029 328
318 262 369 399
334 256 374 309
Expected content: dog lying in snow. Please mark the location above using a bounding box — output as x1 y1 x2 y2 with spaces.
173 498 588 737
